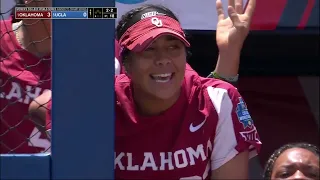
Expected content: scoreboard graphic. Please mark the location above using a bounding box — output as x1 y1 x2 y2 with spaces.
15 7 117 19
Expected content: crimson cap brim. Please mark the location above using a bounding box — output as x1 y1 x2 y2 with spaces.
126 28 190 52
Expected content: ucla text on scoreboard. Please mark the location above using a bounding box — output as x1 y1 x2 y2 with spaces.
15 7 117 19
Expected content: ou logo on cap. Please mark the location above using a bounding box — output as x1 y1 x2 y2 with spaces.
151 17 163 27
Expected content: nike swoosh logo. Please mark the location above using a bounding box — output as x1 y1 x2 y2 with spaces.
189 119 207 132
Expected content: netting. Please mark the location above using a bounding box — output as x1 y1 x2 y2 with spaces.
0 0 52 154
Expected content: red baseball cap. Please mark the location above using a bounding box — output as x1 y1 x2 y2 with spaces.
118 8 190 52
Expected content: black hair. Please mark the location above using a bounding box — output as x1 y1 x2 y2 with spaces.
115 4 191 68
263 142 319 180
10 0 25 23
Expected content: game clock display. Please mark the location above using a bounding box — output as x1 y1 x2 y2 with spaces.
88 8 117 19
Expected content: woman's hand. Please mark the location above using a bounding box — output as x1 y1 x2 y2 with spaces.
216 0 256 52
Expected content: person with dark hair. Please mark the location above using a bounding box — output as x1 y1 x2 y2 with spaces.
30 0 259 178
263 142 319 180
0 0 51 153
30 0 254 145
116 0 249 82
113 0 260 179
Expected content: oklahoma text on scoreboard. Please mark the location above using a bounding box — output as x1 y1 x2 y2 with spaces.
15 7 117 19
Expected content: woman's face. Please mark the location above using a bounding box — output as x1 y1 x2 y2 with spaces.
271 148 319 180
127 35 186 100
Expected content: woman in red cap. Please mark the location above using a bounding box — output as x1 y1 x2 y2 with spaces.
30 0 260 178
114 0 260 179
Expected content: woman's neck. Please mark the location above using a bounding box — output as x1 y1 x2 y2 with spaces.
133 86 181 116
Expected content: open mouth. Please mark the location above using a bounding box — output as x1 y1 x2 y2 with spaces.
150 73 175 83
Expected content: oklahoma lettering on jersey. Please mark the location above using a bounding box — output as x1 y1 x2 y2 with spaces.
0 79 46 104
115 69 262 179
115 140 211 171
0 18 51 153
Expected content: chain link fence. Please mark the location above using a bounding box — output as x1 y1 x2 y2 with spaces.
1 0 51 153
